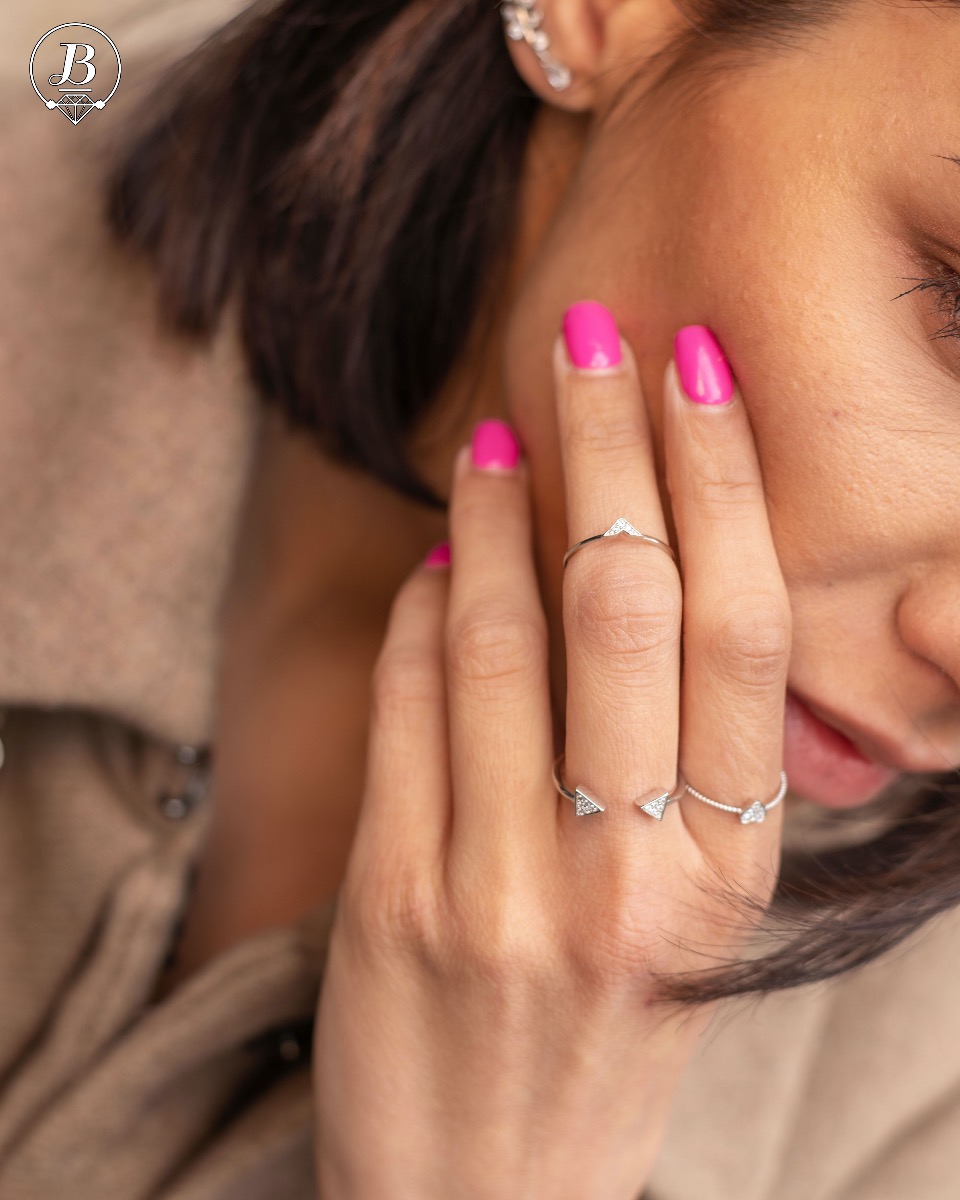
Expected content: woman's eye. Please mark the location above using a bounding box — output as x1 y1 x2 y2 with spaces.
894 268 960 341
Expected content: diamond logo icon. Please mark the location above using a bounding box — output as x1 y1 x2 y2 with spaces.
55 93 95 123
30 24 122 125
574 788 604 816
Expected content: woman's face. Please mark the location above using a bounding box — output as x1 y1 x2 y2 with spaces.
502 0 960 808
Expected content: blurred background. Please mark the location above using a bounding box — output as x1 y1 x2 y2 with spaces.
5 0 247 82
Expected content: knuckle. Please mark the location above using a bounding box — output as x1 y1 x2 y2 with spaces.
456 921 559 998
564 902 659 990
457 924 555 991
690 471 763 516
562 405 648 460
452 473 523 526
370 650 440 723
343 858 443 956
447 608 547 690
707 596 792 688
568 561 681 666
451 485 492 529
443 878 558 989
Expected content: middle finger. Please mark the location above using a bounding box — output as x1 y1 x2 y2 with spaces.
555 300 683 845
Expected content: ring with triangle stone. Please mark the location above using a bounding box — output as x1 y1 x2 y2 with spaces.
632 780 686 821
552 752 686 821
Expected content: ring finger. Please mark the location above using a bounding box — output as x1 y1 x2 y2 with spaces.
662 326 791 887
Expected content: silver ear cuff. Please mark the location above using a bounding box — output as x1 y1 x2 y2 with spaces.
500 1 572 92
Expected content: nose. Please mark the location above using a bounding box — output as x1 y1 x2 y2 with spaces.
895 570 960 763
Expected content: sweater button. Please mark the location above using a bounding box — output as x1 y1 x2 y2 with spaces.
156 743 212 820
242 1020 314 1063
157 792 191 820
277 1032 304 1064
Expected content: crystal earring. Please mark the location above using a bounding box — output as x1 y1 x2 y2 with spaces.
500 0 572 92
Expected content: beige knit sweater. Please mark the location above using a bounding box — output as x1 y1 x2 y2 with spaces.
1 3 959 1197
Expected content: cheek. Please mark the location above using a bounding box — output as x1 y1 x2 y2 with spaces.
674 279 951 587
501 69 953 588
631 183 924 584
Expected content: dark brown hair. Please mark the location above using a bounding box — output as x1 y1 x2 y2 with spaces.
103 0 960 1011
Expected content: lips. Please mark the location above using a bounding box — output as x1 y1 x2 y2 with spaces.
783 690 900 809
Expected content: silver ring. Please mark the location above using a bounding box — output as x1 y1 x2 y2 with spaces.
683 771 788 825
552 752 685 820
563 517 677 571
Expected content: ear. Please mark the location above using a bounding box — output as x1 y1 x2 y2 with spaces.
501 0 685 113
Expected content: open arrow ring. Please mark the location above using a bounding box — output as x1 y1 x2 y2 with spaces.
552 752 686 821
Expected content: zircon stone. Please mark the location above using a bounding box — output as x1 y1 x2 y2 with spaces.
545 63 572 90
574 788 604 816
604 517 641 538
638 792 670 821
740 801 767 825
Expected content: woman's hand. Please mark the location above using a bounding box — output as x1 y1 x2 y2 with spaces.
313 307 791 1200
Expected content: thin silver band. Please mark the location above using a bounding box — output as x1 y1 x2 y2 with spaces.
552 752 686 820
684 771 788 825
563 517 677 571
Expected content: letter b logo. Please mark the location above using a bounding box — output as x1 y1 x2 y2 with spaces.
48 43 97 89
29 24 121 124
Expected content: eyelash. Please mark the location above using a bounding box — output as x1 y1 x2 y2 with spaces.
895 268 960 341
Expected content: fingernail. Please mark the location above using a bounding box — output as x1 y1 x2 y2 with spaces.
424 541 451 569
674 325 734 405
470 418 521 470
562 300 623 370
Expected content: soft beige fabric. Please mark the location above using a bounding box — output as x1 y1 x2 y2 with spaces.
1 3 959 1197
1 0 255 749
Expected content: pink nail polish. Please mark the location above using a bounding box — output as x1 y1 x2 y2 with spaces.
424 542 451 568
562 300 623 369
470 419 521 470
674 325 734 405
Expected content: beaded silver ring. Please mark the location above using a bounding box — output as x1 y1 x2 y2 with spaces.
684 771 789 825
